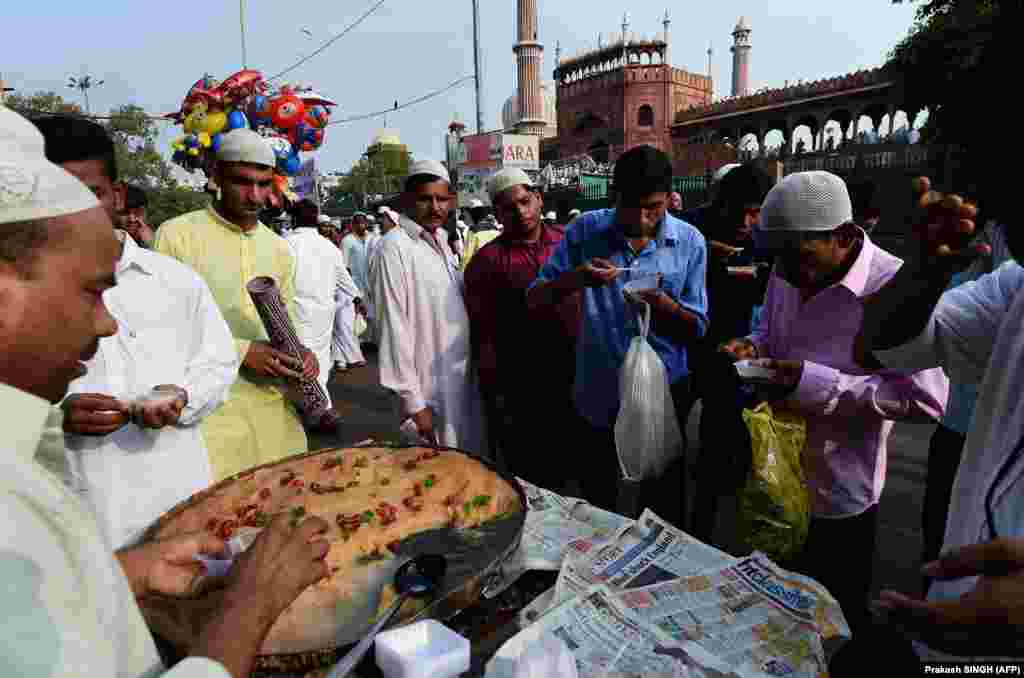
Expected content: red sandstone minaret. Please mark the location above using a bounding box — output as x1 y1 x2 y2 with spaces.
514 0 547 136
731 16 752 97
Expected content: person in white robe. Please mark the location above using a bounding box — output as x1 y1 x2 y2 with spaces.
341 212 379 342
371 161 487 456
287 205 362 399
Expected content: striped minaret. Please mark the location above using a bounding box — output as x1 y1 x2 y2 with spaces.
514 0 546 136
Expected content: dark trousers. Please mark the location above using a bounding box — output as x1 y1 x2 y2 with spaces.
828 624 920 677
690 347 759 542
921 424 966 594
498 388 577 496
572 377 691 527
795 505 880 638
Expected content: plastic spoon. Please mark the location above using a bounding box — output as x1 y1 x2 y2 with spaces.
327 553 448 678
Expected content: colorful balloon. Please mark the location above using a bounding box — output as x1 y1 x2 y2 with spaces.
282 152 301 175
227 109 249 130
210 133 223 154
270 94 306 129
304 105 329 129
204 111 228 136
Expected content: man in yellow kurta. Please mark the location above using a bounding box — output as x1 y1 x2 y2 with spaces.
155 129 318 480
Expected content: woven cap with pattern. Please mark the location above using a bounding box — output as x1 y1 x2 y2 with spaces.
758 171 852 233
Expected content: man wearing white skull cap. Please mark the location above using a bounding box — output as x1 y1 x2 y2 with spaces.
340 210 378 352
719 170 948 635
32 115 238 548
156 128 319 481
0 105 331 678
370 160 487 455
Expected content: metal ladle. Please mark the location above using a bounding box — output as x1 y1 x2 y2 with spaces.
327 553 448 678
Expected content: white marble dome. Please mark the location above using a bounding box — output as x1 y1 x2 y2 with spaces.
501 81 557 137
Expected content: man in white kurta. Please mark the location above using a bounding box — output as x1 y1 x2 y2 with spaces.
341 212 378 339
372 161 487 456
287 209 362 395
65 231 238 547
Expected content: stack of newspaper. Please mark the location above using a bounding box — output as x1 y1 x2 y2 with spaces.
497 497 851 678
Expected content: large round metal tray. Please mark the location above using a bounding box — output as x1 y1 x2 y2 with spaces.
140 443 526 674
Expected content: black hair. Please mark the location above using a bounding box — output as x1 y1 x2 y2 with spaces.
123 184 148 210
715 162 774 209
31 116 118 181
612 145 673 200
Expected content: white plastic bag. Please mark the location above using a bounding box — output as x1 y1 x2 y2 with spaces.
614 302 683 481
512 634 579 678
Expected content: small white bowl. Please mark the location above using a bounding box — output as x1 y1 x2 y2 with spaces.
375 619 470 678
735 359 778 381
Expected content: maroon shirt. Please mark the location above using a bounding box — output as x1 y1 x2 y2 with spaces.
463 225 581 399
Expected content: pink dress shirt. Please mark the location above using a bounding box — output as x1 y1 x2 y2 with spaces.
749 234 949 517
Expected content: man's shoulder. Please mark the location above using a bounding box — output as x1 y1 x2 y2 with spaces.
134 247 207 289
664 212 706 246
158 208 210 235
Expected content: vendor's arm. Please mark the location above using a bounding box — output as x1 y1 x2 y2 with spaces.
178 274 240 427
373 241 427 419
462 252 501 399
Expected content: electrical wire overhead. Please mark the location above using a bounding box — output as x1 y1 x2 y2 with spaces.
327 75 475 126
268 0 387 82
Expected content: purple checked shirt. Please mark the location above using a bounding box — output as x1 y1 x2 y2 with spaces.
749 234 949 517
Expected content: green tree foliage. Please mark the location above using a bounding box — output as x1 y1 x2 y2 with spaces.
888 0 1010 215
5 92 208 225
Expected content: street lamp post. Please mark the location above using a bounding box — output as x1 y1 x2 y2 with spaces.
68 75 104 114
471 0 484 135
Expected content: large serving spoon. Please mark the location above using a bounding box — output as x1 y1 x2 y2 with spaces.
326 553 448 678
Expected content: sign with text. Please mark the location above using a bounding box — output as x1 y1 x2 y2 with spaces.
459 132 501 170
497 134 540 170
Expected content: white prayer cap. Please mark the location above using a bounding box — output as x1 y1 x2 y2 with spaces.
758 171 853 240
0 106 99 225
469 198 484 209
367 214 377 222
216 128 275 168
568 208 581 218
317 214 331 225
407 159 450 185
377 206 390 215
488 168 534 202
713 163 742 183
353 211 367 218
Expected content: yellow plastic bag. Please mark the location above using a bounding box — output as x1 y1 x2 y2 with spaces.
738 403 809 563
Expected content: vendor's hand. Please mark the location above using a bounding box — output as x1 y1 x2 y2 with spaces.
117 531 228 599
411 407 438 447
243 341 304 380
221 513 329 622
575 258 621 288
751 358 804 392
132 385 187 429
874 538 1024 656
910 176 987 270
62 393 131 436
299 347 319 380
718 338 758 362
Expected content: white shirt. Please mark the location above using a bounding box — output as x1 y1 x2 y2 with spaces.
287 228 361 339
877 260 1024 657
371 216 488 456
0 382 228 678
341 232 377 296
65 234 239 547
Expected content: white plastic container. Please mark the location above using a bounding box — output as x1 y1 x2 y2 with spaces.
734 359 778 381
622 274 661 294
375 619 470 678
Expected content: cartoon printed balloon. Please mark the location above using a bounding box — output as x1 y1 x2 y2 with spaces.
304 105 329 129
270 94 306 129
227 110 249 131
282 152 301 175
267 135 293 162
204 111 228 136
210 133 223 154
248 95 272 126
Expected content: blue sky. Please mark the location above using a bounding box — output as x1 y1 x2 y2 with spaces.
4 1 920 175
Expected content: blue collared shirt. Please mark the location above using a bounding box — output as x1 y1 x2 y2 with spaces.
532 208 708 428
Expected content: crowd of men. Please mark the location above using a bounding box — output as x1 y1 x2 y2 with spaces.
2 99 1023 676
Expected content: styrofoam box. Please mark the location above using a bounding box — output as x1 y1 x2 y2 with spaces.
622 275 661 294
375 619 470 678
734 359 778 381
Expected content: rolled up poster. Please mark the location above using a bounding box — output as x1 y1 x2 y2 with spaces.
246 276 342 433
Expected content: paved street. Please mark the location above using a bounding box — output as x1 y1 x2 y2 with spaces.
314 350 935 601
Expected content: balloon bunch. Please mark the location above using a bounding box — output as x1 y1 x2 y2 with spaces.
167 71 336 181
